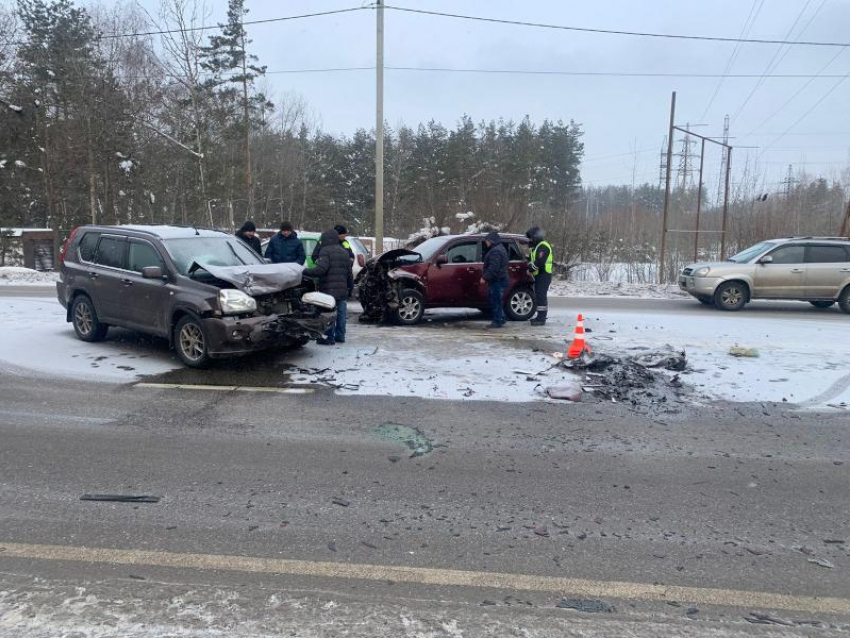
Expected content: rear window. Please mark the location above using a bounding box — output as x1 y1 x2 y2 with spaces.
78 232 100 262
507 240 524 261
807 245 849 263
94 236 126 269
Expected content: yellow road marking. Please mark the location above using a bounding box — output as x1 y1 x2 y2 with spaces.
0 541 847 615
134 383 314 394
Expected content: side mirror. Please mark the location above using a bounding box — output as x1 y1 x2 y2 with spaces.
435 254 448 267
758 255 773 265
142 266 165 280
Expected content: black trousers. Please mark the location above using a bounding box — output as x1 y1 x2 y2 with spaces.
533 272 551 319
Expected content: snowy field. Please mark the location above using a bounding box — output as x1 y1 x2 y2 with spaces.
0 266 59 286
0 295 848 409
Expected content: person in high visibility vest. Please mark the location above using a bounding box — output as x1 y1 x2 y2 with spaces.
312 224 355 263
525 226 553 326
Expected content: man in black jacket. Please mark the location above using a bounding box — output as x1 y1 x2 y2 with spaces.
235 221 262 254
481 231 509 328
303 229 354 345
265 221 306 265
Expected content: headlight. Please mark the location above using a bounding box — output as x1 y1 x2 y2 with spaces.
695 267 711 277
219 289 257 315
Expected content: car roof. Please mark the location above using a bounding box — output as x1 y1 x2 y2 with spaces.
435 233 527 241
770 236 850 243
80 224 232 240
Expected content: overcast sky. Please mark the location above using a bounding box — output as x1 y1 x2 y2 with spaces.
136 0 850 193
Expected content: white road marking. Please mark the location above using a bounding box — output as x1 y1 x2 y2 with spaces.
134 383 314 394
0 541 848 615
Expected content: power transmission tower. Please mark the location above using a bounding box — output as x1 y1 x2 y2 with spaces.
782 164 796 199
676 124 697 189
715 114 730 205
658 136 668 188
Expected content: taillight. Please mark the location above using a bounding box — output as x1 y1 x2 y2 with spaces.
357 254 366 268
59 227 80 265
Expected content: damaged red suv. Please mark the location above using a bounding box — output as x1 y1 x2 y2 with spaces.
358 234 536 324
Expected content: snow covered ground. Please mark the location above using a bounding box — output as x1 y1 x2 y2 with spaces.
0 295 847 408
549 280 688 299
0 266 59 286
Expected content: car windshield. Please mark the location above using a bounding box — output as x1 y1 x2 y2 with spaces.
164 237 265 275
350 237 369 255
728 241 776 263
413 237 449 261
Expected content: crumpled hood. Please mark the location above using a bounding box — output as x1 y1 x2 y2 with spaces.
195 262 304 296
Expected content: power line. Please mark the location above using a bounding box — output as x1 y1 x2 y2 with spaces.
730 0 820 124
382 4 850 48
383 67 850 79
699 0 764 122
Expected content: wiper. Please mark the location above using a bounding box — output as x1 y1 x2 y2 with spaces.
226 241 246 265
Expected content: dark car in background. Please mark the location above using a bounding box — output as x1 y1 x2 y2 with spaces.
56 225 337 367
358 233 536 324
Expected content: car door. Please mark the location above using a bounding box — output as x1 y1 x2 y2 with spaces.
804 244 850 299
752 243 806 299
88 234 128 323
506 239 530 288
425 239 483 306
120 238 172 336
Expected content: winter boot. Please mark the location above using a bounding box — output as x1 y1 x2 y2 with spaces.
530 310 547 326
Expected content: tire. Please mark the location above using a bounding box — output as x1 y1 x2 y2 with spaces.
71 295 108 342
174 315 211 368
698 296 714 306
393 289 425 325
505 287 536 321
810 300 835 309
714 281 748 311
839 286 850 315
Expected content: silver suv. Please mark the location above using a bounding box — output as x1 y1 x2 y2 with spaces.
679 237 850 313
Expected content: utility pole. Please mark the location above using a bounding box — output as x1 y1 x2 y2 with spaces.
840 199 850 237
715 114 729 205
659 91 676 285
374 0 385 254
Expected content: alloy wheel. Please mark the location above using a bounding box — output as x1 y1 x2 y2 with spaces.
74 302 93 336
179 322 205 362
399 296 421 322
510 291 534 317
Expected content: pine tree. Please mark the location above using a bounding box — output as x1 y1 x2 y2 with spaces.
200 0 271 222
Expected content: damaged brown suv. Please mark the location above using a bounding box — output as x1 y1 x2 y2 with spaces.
358 234 536 324
57 225 336 367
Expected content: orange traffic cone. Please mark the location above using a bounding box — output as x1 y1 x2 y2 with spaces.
567 313 592 359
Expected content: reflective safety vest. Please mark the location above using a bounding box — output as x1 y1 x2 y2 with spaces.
341 240 351 251
531 240 553 275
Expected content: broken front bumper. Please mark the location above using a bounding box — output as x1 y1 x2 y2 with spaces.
202 310 335 357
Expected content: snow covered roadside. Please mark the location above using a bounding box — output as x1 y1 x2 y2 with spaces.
573 309 850 408
549 279 689 299
0 294 847 409
0 297 177 381
0 266 59 286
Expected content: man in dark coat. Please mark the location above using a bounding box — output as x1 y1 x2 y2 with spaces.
303 229 353 345
265 221 306 265
481 231 509 328
235 221 262 254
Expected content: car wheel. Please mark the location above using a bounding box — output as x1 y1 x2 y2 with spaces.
810 300 835 309
839 286 850 315
698 296 714 306
71 295 108 342
714 281 748 311
393 289 425 325
174 315 211 368
505 287 536 321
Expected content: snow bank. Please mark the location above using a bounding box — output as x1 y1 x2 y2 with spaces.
0 267 59 286
550 280 689 299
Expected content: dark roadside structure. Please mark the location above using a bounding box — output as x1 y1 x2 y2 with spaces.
357 233 536 325
56 225 337 367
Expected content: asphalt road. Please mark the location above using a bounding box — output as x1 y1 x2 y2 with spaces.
4 284 849 323
0 362 849 636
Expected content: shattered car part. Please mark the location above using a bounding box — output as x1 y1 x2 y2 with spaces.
632 347 687 371
358 250 420 322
